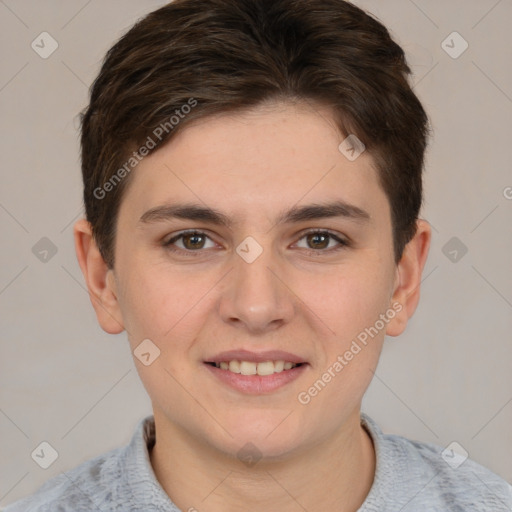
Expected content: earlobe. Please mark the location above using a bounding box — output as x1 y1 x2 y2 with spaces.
385 219 431 337
73 218 125 334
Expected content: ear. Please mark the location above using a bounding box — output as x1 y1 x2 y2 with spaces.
386 219 431 337
73 218 125 334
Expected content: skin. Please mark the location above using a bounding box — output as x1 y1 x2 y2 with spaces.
74 100 431 512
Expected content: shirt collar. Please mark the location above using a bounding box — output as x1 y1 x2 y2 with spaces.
124 412 396 511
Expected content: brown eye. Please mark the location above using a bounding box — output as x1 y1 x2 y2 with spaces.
164 231 216 253
181 232 206 250
306 232 330 250
295 230 349 254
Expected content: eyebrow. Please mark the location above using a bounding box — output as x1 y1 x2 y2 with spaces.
138 200 371 227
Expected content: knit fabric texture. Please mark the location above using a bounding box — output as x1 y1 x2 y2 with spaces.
4 413 512 511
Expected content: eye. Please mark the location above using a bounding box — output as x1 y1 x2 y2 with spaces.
294 229 349 254
163 230 216 254
162 229 350 257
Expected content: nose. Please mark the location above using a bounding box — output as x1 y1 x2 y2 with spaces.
218 241 295 334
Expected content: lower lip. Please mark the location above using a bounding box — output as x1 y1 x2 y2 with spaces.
203 363 308 394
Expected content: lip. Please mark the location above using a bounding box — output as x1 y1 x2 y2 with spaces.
203 361 308 394
205 349 306 364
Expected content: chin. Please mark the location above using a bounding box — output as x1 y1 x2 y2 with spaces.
211 414 307 460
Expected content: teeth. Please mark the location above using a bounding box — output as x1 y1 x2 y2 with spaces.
228 360 241 373
274 360 285 372
212 360 299 375
240 361 257 375
256 361 274 376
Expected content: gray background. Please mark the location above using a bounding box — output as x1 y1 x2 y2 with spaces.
1 0 511 506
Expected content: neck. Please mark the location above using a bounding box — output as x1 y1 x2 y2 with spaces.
149 408 376 512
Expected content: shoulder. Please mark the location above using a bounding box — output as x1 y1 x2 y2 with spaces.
3 446 125 512
392 433 511 510
3 416 175 512
361 413 512 511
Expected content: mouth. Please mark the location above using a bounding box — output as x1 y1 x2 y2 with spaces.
203 350 309 394
205 360 304 375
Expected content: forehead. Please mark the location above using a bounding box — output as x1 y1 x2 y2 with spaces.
119 101 388 224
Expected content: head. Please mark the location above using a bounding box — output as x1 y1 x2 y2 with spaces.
75 0 431 459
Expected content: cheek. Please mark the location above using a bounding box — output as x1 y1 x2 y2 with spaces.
294 267 391 420
117 263 203 347
319 261 394 339
117 266 205 403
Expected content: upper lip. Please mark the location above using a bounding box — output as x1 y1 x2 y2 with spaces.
205 349 307 364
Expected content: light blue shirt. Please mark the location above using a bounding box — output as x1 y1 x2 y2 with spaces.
4 413 512 511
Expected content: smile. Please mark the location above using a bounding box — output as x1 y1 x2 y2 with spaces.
207 360 302 375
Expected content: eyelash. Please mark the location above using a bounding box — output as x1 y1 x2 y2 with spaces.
162 229 350 257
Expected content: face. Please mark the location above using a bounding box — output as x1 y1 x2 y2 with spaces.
106 101 403 458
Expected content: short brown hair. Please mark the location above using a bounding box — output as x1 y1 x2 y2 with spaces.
80 0 430 268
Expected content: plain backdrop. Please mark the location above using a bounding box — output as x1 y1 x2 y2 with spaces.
1 0 511 506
